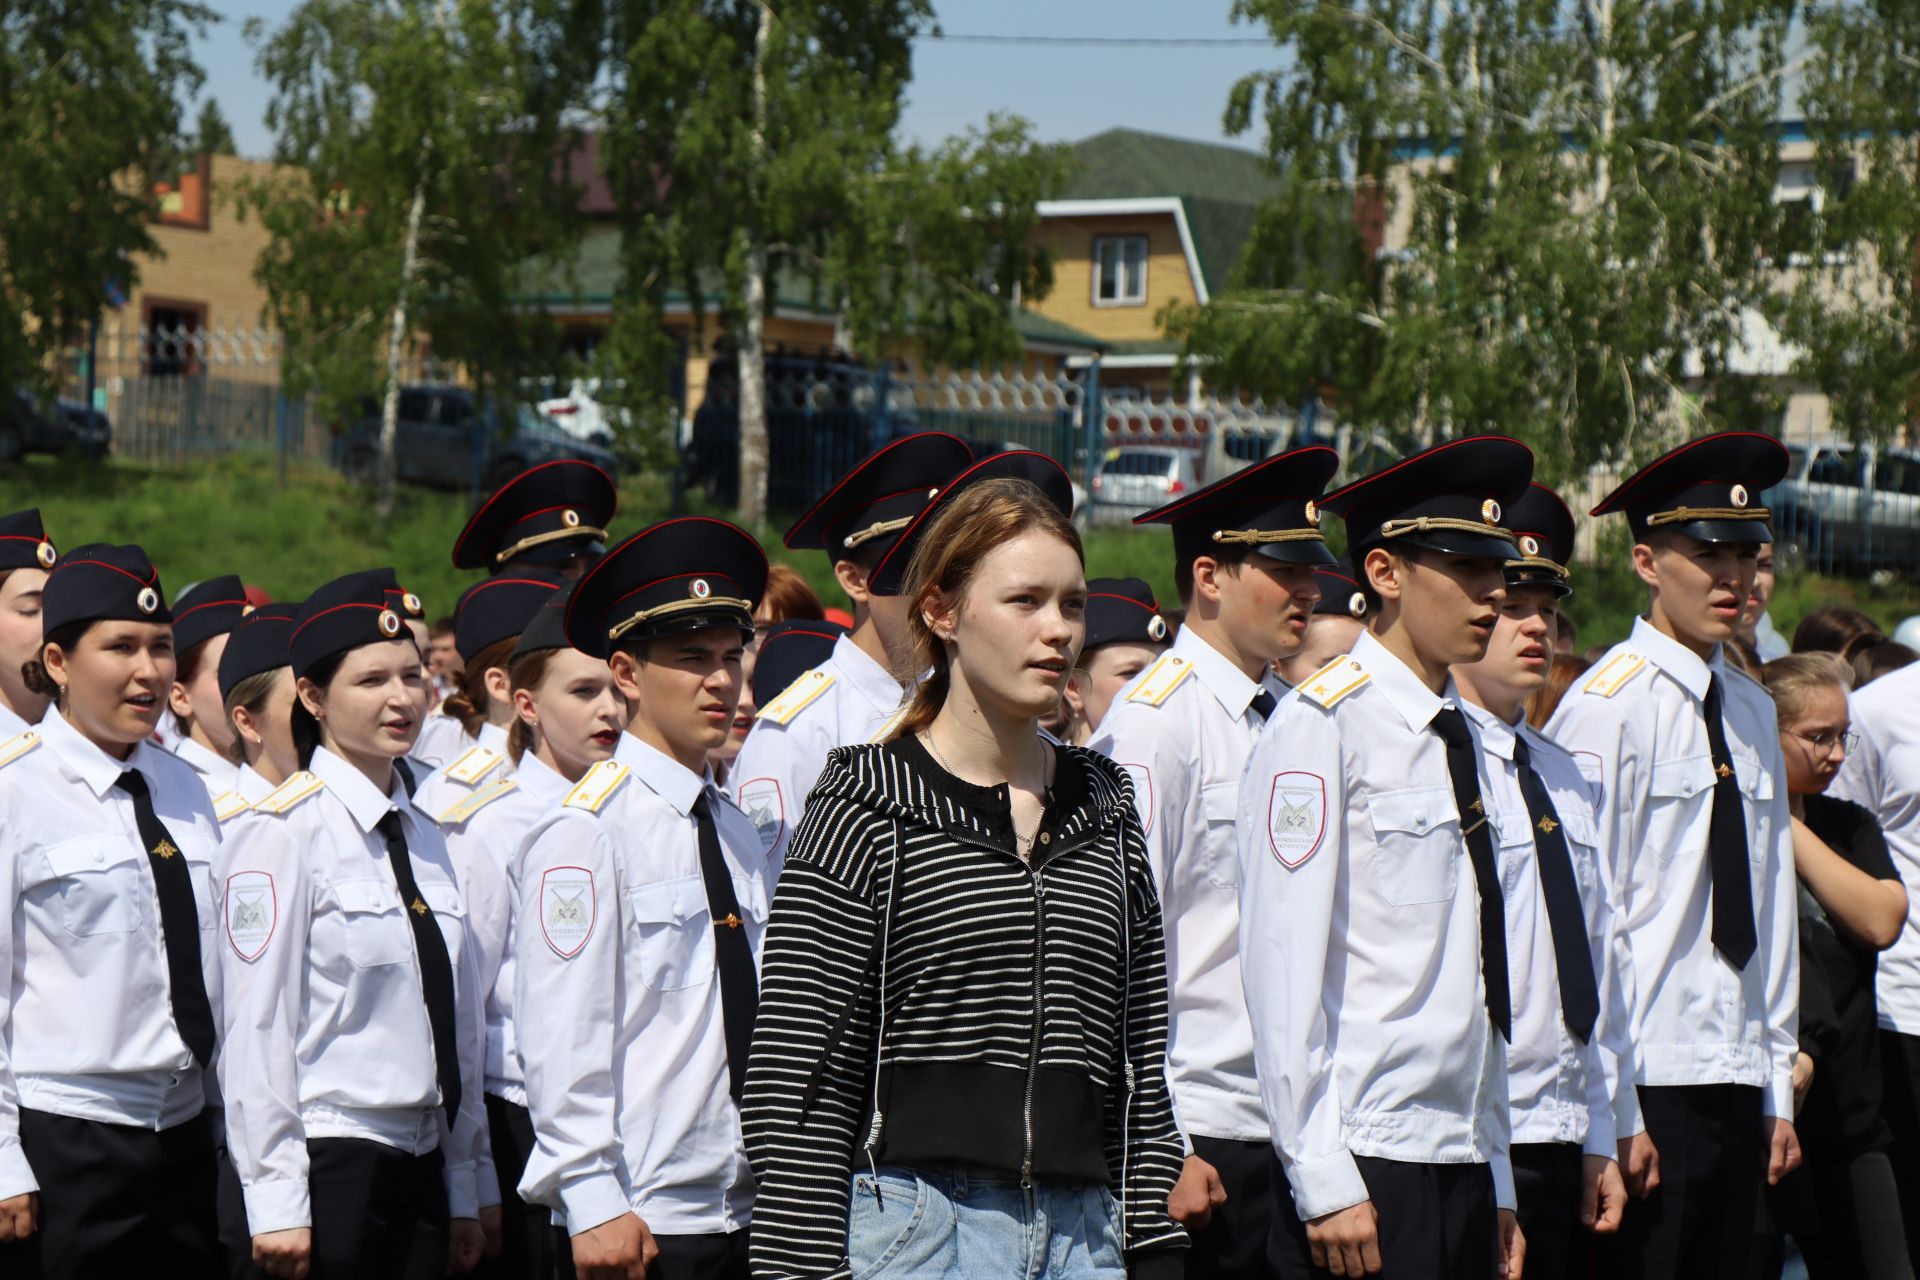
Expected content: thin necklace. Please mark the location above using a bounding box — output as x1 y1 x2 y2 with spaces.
920 729 1055 857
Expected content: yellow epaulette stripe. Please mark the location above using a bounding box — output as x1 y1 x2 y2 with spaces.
1126 654 1196 707
438 777 518 826
1300 655 1371 710
869 704 911 743
0 730 40 770
255 771 325 815
563 760 629 813
758 668 836 726
444 746 505 787
213 791 251 823
1582 653 1648 698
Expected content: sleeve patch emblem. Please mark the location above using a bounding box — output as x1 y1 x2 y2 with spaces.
736 778 786 854
540 866 596 958
1267 772 1327 868
225 870 277 961
1119 763 1154 835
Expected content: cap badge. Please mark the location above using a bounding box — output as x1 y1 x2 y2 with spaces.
1520 534 1541 557
928 487 940 500
690 578 712 600
1147 614 1169 642
135 586 159 615
35 541 56 569
377 609 403 638
1730 484 1749 509
1481 499 1502 525
1304 500 1320 528
1349 591 1369 619
242 603 257 616
562 509 582 529
402 591 423 617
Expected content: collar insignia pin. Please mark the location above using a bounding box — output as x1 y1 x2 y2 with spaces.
719 913 743 930
412 898 429 915
153 839 178 860
1717 762 1734 779
1537 817 1558 835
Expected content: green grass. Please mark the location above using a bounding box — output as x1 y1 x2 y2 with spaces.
5 454 1916 651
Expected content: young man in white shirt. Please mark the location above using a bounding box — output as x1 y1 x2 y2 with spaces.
1547 432 1800 1276
1239 435 1533 1280
1090 445 1340 1278
514 517 772 1280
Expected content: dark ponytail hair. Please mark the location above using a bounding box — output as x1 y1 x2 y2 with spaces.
440 637 518 736
503 647 558 763
291 651 348 768
22 619 93 705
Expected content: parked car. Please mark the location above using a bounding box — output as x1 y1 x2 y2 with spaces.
1087 445 1200 524
1 390 112 462
531 377 622 446
1767 440 1920 573
333 385 620 492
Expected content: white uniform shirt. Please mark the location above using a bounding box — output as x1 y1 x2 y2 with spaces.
1237 631 1515 1220
729 634 903 862
1462 701 1639 1153
1546 617 1797 1116
174 733 242 800
1832 661 1920 1033
411 712 474 774
514 732 769 1238
0 701 31 738
1088 624 1286 1144
417 748 569 1106
0 711 224 1201
215 746 492 1235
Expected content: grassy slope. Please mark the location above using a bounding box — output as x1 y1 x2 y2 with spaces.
6 454 1916 651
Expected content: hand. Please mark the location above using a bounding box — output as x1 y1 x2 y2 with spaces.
252 1227 313 1280
447 1218 484 1273
572 1212 658 1280
1304 1200 1382 1276
479 1205 504 1260
1765 1116 1803 1186
1167 1153 1228 1228
1617 1131 1660 1199
0 1193 36 1243
1580 1155 1627 1234
1792 1053 1815 1114
1498 1207 1526 1280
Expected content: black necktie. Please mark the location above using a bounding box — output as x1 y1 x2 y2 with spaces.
692 791 758 1103
1430 709 1512 1040
115 771 217 1069
375 811 461 1119
1510 735 1601 1043
1702 675 1758 969
1250 688 1278 722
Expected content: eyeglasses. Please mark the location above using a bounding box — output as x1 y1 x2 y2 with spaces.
1788 727 1858 753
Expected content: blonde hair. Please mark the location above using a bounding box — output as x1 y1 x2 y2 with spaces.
1760 651 1854 726
887 477 1083 740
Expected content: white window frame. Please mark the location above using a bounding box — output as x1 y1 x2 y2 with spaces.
1772 160 1851 267
1091 235 1149 307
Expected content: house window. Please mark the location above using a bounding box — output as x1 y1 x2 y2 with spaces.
1092 235 1148 307
1772 160 1854 266
143 301 206 376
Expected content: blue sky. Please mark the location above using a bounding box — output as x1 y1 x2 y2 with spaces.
189 0 1281 158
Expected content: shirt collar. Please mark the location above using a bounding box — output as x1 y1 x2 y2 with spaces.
173 734 232 781
1172 625 1276 719
1350 630 1455 733
832 633 905 710
1460 697 1519 762
514 751 571 804
614 730 709 816
309 745 408 834
476 721 511 755
1629 615 1718 701
39 709 170 799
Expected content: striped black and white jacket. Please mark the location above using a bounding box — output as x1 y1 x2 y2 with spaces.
741 735 1188 1279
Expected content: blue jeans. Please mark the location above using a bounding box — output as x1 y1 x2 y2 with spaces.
846 1164 1126 1280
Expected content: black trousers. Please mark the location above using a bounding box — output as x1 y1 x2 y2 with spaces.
1268 1154 1496 1280
1602 1083 1763 1279
477 1095 559 1280
1882 1030 1920 1269
1189 1134 1283 1278
0 1106 217 1280
1771 1145 1915 1280
1511 1142 1584 1280
551 1226 746 1280
305 1138 447 1280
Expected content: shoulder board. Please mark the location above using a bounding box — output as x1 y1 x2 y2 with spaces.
254 771 326 816
1582 652 1648 698
563 760 630 813
758 668 836 726
437 777 519 827
1126 654 1196 707
0 730 40 770
443 746 506 787
1299 654 1371 710
868 704 911 743
213 791 251 823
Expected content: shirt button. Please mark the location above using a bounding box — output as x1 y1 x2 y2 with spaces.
1040 833 1052 845
94 851 105 864
1415 817 1428 830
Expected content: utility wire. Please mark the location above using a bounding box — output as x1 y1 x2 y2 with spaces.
924 33 1276 47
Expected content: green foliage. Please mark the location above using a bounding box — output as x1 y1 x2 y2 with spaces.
0 0 214 398
193 98 237 156
1170 0 1800 481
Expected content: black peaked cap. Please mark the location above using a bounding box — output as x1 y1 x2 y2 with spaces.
218 602 301 700
783 432 975 560
172 574 251 655
44 544 169 634
751 619 850 708
1084 577 1171 652
291 571 412 680
454 571 563 663
1591 431 1788 545
1134 445 1341 569
1320 435 1534 562
452 460 618 572
0 509 56 572
867 451 1076 598
565 517 768 660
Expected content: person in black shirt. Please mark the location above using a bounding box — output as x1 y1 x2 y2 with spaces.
1760 652 1913 1279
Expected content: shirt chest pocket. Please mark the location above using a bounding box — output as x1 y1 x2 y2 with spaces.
34 838 149 936
627 875 714 992
1559 811 1604 897
1201 782 1240 889
419 881 468 964
1366 788 1460 907
331 877 414 968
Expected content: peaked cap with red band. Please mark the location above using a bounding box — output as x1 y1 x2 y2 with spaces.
1134 444 1341 569
1591 431 1788 545
565 517 768 659
1084 577 1170 651
1502 484 1576 596
44 544 169 633
752 619 850 708
453 571 563 663
452 460 617 572
867 451 1075 598
1319 434 1534 562
782 432 975 559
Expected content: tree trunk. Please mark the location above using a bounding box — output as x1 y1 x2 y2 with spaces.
378 134 432 521
736 0 773 528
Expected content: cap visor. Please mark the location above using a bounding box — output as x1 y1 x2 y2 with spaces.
1395 531 1522 561
508 536 606 568
1252 540 1340 568
1658 518 1773 545
1503 567 1572 597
